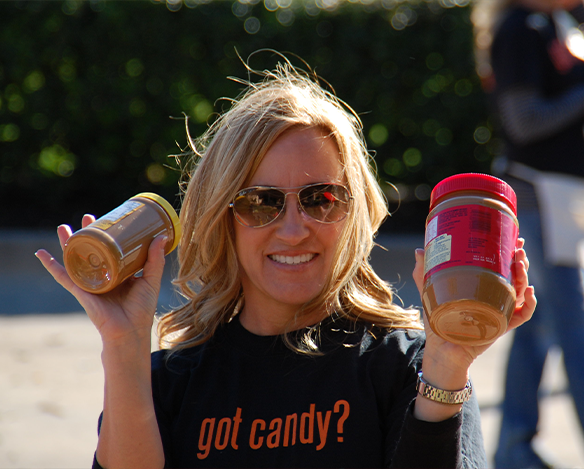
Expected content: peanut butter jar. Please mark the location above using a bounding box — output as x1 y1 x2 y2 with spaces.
63 193 181 294
422 173 519 346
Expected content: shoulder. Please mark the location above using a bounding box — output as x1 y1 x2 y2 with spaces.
150 343 215 409
366 326 425 361
151 342 210 378
328 319 426 365
151 321 234 375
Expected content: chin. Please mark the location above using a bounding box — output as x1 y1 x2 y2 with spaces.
279 282 323 299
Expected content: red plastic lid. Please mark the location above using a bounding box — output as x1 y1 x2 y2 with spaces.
429 173 517 215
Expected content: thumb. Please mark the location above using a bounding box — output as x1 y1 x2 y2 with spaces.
140 235 168 286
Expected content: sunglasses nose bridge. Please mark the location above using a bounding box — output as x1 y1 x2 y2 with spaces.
279 191 304 218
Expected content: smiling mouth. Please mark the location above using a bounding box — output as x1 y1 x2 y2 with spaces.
269 253 316 265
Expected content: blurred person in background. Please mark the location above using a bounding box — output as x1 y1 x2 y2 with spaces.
36 60 535 468
473 0 584 466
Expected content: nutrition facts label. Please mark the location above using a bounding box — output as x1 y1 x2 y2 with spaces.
92 201 143 231
424 233 452 273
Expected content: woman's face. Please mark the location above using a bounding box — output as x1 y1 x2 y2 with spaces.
234 126 347 334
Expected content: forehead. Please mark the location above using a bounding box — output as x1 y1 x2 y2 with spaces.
248 127 344 187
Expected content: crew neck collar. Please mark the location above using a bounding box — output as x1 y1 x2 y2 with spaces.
221 313 362 357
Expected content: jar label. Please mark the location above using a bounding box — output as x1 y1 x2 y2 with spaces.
92 201 143 231
424 204 518 280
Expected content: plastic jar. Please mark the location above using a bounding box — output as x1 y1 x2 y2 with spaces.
422 173 519 346
63 193 181 294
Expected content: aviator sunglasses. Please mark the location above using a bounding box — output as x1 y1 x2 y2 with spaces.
229 182 352 228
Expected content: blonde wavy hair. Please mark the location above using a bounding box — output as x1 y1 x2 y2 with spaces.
158 59 422 353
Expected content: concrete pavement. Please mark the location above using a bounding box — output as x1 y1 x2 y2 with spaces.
1 230 583 468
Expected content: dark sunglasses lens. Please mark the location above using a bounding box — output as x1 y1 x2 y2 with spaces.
233 188 285 226
299 184 351 222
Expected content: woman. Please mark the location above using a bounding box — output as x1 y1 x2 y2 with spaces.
36 62 535 468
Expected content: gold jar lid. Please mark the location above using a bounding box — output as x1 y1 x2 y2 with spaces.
131 192 182 252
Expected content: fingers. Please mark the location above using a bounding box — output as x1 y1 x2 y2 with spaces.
35 248 58 272
508 285 536 331
57 224 73 252
140 235 168 288
82 214 96 228
507 240 536 331
512 243 531 309
514 241 529 272
56 215 96 251
512 259 528 306
35 248 80 295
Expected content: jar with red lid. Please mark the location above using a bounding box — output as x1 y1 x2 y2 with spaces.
422 173 519 345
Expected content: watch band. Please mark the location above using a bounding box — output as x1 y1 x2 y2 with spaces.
416 371 473 405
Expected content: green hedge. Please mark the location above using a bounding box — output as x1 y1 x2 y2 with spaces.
0 0 495 232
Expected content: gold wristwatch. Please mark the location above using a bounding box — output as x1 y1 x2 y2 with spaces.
416 371 473 405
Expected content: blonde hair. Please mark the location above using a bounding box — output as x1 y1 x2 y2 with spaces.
158 59 422 352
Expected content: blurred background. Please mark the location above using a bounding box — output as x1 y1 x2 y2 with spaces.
0 0 493 232
1 0 583 467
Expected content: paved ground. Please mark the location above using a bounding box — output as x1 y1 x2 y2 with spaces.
1 230 584 468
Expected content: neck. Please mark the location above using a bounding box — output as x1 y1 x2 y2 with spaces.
238 304 327 336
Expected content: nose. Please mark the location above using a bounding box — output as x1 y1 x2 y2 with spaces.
274 194 311 244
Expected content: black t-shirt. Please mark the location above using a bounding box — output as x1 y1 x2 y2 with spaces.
491 6 584 176
140 316 486 468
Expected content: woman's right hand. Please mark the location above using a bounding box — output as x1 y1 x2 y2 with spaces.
35 214 167 345
37 215 168 469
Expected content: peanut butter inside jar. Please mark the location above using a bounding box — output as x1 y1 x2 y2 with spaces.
63 193 181 294
422 174 518 346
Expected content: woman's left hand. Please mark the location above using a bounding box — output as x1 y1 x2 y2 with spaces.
506 238 536 332
413 238 535 365
411 238 536 421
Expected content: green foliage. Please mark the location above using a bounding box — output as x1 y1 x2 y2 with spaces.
0 0 495 231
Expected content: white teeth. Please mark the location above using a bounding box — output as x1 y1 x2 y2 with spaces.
270 253 315 265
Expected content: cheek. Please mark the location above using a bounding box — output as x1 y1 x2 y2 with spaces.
234 224 264 269
234 225 249 264
319 223 346 262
